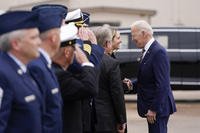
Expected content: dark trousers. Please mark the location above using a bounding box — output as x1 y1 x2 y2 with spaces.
148 116 169 133
96 131 116 133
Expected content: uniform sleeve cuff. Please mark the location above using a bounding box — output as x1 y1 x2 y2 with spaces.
81 62 94 67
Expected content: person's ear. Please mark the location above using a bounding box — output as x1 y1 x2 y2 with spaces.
64 48 69 57
105 41 110 48
141 30 145 36
51 34 57 43
10 38 20 51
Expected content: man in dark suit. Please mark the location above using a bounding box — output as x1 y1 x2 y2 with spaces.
52 28 98 133
124 20 176 133
28 4 68 133
93 26 127 133
0 11 42 133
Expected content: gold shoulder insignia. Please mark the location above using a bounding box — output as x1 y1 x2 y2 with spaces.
83 44 92 55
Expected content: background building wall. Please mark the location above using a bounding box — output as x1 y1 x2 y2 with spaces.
0 0 199 27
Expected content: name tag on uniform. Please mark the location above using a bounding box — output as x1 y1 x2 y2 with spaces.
0 87 4 109
51 88 59 94
25 95 36 102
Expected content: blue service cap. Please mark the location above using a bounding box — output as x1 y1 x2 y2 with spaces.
82 12 90 26
0 11 38 36
32 4 68 33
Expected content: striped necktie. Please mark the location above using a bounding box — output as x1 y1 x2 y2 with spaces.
139 48 145 62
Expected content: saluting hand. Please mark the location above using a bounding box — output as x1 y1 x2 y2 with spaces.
78 27 89 41
74 45 89 64
86 28 97 44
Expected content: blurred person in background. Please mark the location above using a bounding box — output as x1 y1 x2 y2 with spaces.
0 11 42 133
28 4 68 133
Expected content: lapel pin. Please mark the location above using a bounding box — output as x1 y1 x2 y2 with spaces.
47 64 51 69
17 69 23 75
137 57 140 62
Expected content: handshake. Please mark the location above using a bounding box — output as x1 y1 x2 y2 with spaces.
123 78 133 91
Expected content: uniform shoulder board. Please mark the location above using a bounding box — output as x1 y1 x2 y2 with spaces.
83 40 92 55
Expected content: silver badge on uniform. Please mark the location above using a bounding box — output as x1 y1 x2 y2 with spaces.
51 88 59 94
0 87 4 109
25 95 36 102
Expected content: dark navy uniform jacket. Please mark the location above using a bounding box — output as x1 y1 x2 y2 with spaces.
0 52 43 133
28 52 62 133
52 62 98 133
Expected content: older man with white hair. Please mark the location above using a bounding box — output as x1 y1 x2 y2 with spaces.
124 20 176 133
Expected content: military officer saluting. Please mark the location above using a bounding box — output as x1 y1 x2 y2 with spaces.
0 11 42 133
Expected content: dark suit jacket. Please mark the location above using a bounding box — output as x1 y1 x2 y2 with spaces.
52 62 98 133
28 54 63 133
95 54 127 132
0 52 43 133
133 40 176 117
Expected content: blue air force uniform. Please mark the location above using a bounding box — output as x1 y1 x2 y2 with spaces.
28 50 62 132
0 10 43 133
28 4 68 133
0 53 43 133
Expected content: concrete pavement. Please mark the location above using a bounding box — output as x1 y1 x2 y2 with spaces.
125 90 200 102
125 91 200 133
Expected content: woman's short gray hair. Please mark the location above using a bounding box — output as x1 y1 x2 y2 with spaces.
131 20 153 36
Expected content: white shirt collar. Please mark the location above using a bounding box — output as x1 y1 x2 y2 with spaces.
8 52 27 73
142 37 155 58
39 48 52 65
144 37 155 52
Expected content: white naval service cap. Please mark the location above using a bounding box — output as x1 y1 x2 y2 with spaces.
60 22 78 47
65 9 83 24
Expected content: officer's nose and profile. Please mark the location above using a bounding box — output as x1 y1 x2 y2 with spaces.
0 11 43 133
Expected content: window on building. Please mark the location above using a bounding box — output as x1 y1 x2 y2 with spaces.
154 35 169 49
90 22 120 27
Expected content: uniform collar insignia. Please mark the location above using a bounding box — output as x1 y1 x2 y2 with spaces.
17 69 23 75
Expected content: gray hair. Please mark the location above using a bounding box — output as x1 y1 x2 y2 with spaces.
91 26 112 47
131 20 153 36
0 30 25 52
39 28 60 41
